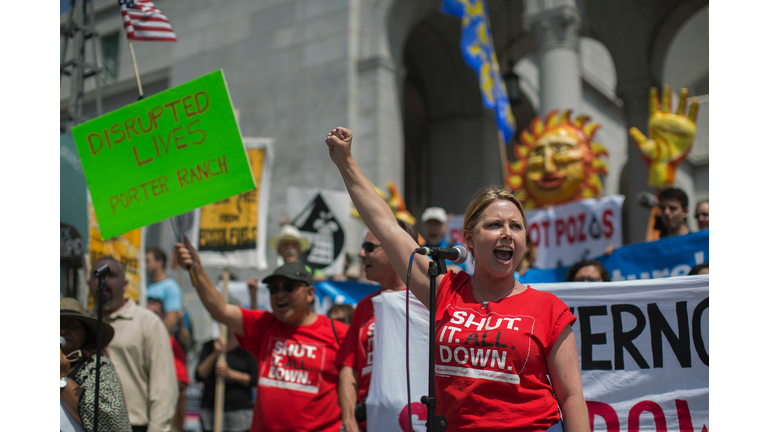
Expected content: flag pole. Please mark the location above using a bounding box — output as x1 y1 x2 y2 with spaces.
128 41 144 99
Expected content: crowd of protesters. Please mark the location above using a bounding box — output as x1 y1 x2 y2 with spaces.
61 126 708 432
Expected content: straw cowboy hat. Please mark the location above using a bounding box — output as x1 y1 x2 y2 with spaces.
60 297 115 347
268 224 311 252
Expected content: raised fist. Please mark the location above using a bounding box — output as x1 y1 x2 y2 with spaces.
247 277 259 292
174 235 201 274
325 127 353 166
629 86 699 189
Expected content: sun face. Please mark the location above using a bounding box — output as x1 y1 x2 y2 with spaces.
506 110 608 209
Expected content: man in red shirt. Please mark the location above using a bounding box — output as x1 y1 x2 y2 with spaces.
175 238 348 432
338 220 419 432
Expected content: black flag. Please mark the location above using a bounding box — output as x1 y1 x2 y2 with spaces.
291 194 345 272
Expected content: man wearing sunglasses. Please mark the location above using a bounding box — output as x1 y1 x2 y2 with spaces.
338 220 419 432
175 238 348 432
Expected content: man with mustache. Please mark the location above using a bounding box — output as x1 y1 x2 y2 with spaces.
175 240 348 431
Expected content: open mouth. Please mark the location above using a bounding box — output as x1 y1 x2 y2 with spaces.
275 301 290 311
493 247 513 264
535 173 566 189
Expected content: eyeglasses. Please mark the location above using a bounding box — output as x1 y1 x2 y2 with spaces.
574 277 603 282
695 212 708 218
361 242 382 254
267 282 305 295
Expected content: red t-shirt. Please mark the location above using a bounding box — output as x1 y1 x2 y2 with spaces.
338 289 382 402
170 337 189 385
235 308 348 432
435 271 576 431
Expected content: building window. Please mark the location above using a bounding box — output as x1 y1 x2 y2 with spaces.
101 32 119 83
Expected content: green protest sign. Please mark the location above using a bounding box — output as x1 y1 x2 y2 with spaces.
72 70 255 239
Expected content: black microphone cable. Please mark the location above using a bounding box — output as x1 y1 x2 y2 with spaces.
405 248 417 432
366 248 419 430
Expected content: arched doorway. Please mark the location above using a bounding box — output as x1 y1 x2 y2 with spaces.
401 11 506 220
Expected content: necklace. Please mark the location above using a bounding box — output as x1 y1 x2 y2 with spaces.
471 278 518 309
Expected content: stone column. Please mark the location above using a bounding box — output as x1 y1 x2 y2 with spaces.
523 0 583 114
617 77 657 244
350 55 404 247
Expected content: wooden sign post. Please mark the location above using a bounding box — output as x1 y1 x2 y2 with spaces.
213 268 229 432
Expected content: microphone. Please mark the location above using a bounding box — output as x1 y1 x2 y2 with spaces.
415 245 468 265
61 336 66 348
94 263 111 278
637 191 658 209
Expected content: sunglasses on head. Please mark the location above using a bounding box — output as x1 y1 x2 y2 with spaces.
267 282 305 295
361 242 382 253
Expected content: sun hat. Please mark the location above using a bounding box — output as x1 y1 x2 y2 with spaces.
60 297 115 347
262 262 314 286
421 207 448 224
268 224 311 252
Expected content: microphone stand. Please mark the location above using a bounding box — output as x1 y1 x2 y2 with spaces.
93 265 109 432
421 258 448 432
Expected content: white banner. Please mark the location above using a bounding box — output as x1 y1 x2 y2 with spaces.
287 187 350 276
368 291 430 432
368 275 708 432
526 195 625 269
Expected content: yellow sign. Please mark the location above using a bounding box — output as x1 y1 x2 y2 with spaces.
506 110 609 209
87 196 144 304
198 147 264 252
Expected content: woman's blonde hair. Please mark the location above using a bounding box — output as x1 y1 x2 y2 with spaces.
463 185 527 238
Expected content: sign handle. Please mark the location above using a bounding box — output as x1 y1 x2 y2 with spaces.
213 268 229 432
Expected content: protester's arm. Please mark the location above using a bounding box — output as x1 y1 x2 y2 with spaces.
215 363 252 387
547 326 590 432
325 127 436 306
60 380 83 426
247 277 259 310
196 340 221 381
144 316 179 432
60 350 83 426
338 365 360 432
163 281 184 334
175 236 244 335
164 310 181 334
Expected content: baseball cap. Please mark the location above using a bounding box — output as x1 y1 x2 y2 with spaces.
421 207 447 224
262 262 314 286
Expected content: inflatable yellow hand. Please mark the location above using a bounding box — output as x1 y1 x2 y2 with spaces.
629 86 699 189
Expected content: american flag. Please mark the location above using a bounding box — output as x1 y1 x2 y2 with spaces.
119 0 177 42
